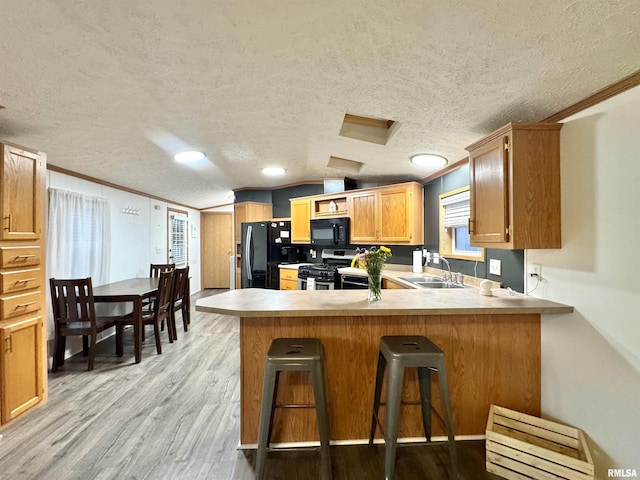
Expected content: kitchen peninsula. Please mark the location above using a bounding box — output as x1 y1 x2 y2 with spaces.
195 288 572 446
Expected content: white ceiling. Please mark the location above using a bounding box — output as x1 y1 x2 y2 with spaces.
1 1 639 209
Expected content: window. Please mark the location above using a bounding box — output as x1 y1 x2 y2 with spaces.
169 210 188 267
439 186 484 261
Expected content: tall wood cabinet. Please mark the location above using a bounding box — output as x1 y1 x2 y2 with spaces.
466 123 562 249
349 182 424 245
233 202 273 288
289 198 311 244
0 143 47 425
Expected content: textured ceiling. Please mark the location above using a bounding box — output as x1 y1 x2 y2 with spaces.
1 1 639 209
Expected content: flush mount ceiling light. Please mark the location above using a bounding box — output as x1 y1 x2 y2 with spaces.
173 151 205 163
410 153 448 168
262 167 286 176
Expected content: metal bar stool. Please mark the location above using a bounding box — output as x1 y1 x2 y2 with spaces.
255 338 332 480
368 335 457 480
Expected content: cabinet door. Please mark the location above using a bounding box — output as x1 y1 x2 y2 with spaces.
469 135 510 244
1 145 43 241
378 187 412 242
234 204 248 243
290 199 311 244
349 192 377 243
0 316 43 424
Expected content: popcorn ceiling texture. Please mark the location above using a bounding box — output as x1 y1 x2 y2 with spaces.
0 0 639 208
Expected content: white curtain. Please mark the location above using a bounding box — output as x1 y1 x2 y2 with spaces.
46 188 111 339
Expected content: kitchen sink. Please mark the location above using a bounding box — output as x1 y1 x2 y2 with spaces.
398 276 466 289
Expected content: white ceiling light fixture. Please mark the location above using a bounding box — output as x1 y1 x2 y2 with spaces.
173 150 205 163
262 167 286 176
410 153 448 168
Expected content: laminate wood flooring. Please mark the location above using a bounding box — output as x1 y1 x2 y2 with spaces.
0 289 502 480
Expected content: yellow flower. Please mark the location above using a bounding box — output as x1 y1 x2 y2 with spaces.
379 246 391 254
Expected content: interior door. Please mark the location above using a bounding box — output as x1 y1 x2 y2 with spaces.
201 213 233 288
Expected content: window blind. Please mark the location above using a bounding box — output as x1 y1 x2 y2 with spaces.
170 213 188 267
442 190 470 228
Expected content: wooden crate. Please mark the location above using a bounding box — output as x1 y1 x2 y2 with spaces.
486 405 594 480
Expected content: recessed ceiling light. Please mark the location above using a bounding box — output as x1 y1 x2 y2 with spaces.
262 167 286 176
174 151 205 163
409 153 448 168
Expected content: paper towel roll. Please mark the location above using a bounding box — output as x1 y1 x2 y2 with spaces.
412 250 423 273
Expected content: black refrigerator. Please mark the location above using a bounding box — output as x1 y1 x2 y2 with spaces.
241 220 291 289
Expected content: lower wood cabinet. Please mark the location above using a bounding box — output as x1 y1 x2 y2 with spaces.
0 316 43 424
279 268 298 290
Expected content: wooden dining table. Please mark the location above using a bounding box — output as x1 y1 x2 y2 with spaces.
92 277 159 363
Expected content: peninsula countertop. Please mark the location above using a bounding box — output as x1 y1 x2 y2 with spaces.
195 287 573 317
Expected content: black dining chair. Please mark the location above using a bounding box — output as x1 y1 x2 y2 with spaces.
49 277 119 371
167 266 190 341
115 269 174 355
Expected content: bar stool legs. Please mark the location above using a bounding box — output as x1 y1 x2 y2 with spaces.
368 336 458 480
255 338 331 480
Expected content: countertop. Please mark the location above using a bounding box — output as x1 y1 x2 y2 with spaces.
195 287 573 317
278 263 312 270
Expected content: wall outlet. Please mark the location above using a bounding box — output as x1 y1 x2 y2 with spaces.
423 249 431 262
489 258 502 276
530 263 542 277
433 253 440 265
310 249 316 259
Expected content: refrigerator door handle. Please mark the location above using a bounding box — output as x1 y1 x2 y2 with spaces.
245 225 253 282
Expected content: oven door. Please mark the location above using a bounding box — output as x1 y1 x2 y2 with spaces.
298 277 335 290
341 274 369 289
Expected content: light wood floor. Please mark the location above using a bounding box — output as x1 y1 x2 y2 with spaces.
0 290 502 480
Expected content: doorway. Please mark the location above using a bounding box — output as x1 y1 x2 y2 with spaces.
201 212 233 288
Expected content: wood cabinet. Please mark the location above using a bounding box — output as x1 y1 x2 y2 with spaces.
0 142 47 426
290 198 311 244
466 123 562 249
349 182 424 245
279 268 298 290
1 316 43 423
234 202 273 288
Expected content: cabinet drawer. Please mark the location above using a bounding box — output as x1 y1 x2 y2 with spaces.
280 279 298 290
0 269 41 294
0 247 41 269
280 269 298 281
0 291 41 319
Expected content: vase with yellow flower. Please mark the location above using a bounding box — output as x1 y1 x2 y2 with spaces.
358 246 392 302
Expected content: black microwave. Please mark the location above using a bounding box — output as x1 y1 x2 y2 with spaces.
310 217 350 246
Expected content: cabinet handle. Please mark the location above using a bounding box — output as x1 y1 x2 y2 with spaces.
16 278 37 284
16 301 36 309
16 254 36 259
4 336 11 353
3 214 11 232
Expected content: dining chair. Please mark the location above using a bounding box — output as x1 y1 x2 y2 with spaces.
168 266 190 341
116 269 174 355
150 263 175 277
49 277 118 371
144 263 175 311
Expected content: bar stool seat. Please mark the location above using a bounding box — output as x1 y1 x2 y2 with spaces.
368 335 457 480
256 338 331 480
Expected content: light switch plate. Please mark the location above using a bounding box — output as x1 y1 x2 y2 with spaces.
433 253 440 265
489 259 502 276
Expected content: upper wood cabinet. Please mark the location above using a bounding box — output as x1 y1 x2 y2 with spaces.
234 202 273 243
1 145 44 241
0 141 47 426
466 123 562 249
290 198 311 244
349 182 424 245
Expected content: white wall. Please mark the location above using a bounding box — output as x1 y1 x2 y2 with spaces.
48 171 201 291
528 86 640 476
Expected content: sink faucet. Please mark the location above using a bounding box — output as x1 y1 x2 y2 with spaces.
440 257 451 283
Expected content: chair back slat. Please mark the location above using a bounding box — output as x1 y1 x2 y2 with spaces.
150 263 175 278
171 266 189 304
50 278 97 326
154 270 174 323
